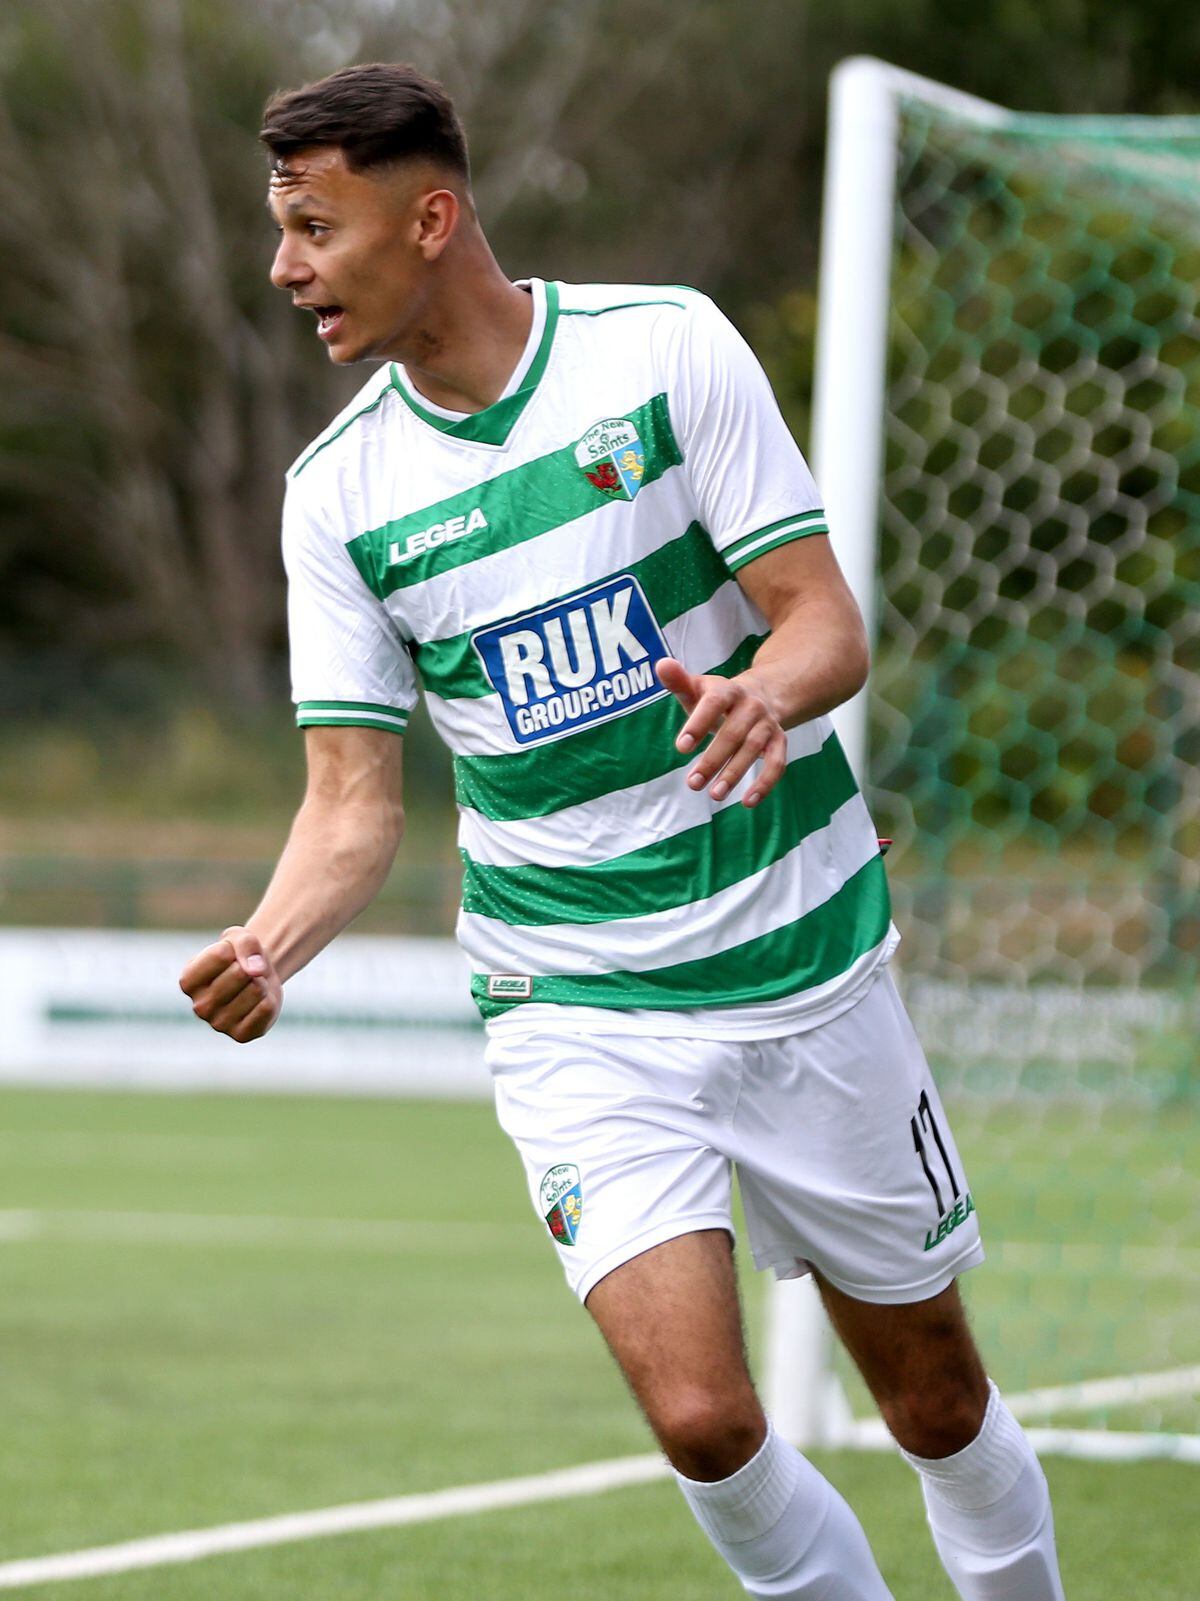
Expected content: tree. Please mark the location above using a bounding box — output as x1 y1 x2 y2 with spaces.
1 0 1196 711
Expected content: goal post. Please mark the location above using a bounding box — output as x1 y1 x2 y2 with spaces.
812 59 1008 777
765 59 1200 1458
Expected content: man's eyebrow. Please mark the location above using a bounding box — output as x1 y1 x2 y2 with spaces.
264 193 330 216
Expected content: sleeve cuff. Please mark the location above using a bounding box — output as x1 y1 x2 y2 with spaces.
295 699 410 735
722 510 828 572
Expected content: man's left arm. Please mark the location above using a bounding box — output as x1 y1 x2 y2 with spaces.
656 535 868 808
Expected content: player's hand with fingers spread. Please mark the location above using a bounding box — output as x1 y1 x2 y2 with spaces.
656 657 788 810
179 926 283 1043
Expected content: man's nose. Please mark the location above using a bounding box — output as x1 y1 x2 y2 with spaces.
270 237 311 291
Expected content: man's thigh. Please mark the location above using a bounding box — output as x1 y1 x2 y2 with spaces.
586 1228 765 1478
486 1025 739 1303
733 970 985 1306
817 1272 990 1456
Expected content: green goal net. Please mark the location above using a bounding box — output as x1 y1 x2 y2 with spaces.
770 62 1200 1458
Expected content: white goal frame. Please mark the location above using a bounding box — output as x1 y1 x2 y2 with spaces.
763 57 1200 1464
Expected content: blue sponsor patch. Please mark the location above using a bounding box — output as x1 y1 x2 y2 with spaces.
472 575 669 746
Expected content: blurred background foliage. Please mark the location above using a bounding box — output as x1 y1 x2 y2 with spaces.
1 0 1199 929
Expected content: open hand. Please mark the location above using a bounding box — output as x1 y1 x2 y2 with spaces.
179 926 283 1043
656 657 787 808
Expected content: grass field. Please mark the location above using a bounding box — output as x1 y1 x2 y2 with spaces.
0 1087 1196 1599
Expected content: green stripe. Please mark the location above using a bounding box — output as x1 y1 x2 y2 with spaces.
454 633 763 822
415 520 729 701
472 853 892 1017
725 522 828 572
560 298 688 316
47 1003 479 1033
295 714 408 734
461 734 857 926
389 283 561 447
723 510 827 564
347 391 681 601
297 699 408 717
291 387 394 478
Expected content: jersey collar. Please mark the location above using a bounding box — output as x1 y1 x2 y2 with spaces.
389 279 559 449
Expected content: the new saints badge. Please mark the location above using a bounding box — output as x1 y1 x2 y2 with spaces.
575 419 646 499
539 1164 583 1246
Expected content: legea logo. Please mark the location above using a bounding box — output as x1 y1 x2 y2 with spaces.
388 507 488 566
472 575 669 746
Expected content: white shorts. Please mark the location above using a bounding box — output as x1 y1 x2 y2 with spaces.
486 969 984 1305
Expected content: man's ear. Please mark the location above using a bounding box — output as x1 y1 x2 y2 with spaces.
414 187 460 260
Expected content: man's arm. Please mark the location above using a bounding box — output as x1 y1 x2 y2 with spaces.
656 534 868 808
179 725 405 1042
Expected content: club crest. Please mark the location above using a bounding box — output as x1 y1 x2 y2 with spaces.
539 1164 583 1246
574 418 646 499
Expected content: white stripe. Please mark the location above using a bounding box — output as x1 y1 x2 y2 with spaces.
724 514 827 564
423 687 512 753
1004 1365 1200 1419
663 580 762 684
0 1454 669 1590
423 579 759 757
297 708 408 730
397 468 695 643
3 1373 1196 1589
841 1418 1200 1464
0 1211 37 1241
0 1210 531 1252
1020 1428 1200 1463
458 789 880 976
458 718 831 868
485 933 896 1040
299 701 409 718
826 1365 1200 1461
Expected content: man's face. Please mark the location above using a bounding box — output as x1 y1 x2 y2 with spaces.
267 146 446 364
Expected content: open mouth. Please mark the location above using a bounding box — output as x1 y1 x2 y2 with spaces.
313 305 344 339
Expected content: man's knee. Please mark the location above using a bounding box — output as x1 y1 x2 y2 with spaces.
819 1276 991 1459
879 1362 990 1459
652 1385 767 1482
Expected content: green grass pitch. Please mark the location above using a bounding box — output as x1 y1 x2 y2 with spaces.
0 1086 1196 1599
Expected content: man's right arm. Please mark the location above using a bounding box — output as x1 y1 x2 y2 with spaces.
179 725 405 1043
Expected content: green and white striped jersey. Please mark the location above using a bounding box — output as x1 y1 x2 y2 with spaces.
283 279 896 1033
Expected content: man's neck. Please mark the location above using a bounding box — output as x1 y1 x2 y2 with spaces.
400 254 535 416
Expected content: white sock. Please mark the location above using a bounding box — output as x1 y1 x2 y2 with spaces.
901 1382 1065 1600
675 1423 894 1599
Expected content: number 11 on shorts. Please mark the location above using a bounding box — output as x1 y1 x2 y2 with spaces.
912 1088 975 1252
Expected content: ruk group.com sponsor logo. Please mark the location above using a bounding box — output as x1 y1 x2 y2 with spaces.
472 574 669 746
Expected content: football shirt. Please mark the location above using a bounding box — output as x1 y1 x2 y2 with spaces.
284 280 896 1030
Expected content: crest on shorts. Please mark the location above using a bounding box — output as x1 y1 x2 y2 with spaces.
539 1164 583 1246
574 419 645 499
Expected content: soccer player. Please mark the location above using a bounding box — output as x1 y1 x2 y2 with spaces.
180 63 1066 1600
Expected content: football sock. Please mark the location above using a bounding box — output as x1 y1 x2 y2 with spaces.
675 1422 894 1598
901 1381 1066 1600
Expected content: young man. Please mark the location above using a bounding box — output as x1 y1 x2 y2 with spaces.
180 63 1066 1600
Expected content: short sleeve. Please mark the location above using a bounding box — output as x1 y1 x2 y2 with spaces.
282 477 418 736
668 295 828 572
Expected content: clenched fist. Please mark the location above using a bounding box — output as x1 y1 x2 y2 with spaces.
179 926 283 1043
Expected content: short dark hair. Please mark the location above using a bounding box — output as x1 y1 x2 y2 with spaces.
260 63 469 179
